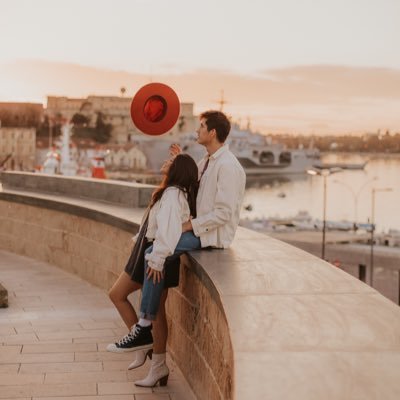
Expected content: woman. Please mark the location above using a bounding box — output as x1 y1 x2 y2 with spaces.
107 153 200 387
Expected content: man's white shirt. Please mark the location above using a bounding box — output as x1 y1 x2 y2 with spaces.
191 144 246 248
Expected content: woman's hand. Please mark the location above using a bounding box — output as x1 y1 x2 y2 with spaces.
182 219 193 232
146 266 164 284
169 143 182 157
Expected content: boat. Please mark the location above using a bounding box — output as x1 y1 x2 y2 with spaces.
312 161 368 170
178 124 321 175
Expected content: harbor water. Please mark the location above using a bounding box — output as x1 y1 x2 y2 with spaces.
242 153 400 232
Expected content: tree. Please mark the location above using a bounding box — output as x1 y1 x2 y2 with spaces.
93 112 112 143
71 113 89 126
71 112 112 143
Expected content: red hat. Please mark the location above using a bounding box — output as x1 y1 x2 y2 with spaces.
130 83 180 136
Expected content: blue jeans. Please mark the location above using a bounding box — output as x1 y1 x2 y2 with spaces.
140 232 201 320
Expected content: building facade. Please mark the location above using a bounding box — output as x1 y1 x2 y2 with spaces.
46 96 196 143
104 144 147 171
0 127 36 171
0 102 43 128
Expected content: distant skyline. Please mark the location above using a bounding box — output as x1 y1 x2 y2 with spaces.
1 0 400 134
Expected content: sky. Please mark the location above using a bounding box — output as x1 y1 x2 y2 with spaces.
1 0 400 134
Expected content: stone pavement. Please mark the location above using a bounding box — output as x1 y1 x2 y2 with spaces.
0 250 196 400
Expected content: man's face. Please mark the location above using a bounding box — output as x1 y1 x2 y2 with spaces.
196 118 214 146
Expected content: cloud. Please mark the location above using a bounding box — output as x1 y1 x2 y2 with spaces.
262 65 400 103
1 60 400 133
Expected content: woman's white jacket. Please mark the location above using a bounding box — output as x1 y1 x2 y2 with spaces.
145 187 190 271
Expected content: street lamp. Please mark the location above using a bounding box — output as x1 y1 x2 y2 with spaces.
370 187 393 286
307 167 342 260
333 177 378 231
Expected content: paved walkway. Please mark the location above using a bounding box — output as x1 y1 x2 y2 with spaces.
0 250 196 400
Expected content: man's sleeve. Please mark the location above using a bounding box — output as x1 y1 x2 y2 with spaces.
191 163 241 236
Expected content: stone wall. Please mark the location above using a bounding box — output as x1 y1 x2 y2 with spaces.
0 171 153 208
0 199 133 291
0 194 232 399
166 256 233 399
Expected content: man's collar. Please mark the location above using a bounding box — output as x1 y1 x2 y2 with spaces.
208 144 229 160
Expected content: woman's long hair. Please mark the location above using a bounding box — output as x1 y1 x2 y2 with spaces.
150 154 199 217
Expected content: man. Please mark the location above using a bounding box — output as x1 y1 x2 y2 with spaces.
109 110 246 387
182 110 246 248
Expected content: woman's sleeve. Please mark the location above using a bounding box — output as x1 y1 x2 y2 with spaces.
145 189 183 271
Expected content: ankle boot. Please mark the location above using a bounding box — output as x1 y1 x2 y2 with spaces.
128 349 153 370
134 352 169 387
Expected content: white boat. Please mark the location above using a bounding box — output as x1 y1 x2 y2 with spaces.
179 124 321 175
312 161 368 170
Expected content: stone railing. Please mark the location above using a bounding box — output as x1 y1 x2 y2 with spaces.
0 171 154 208
1 171 400 400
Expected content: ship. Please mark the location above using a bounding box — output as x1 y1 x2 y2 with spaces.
312 161 368 170
177 124 321 175
119 123 370 176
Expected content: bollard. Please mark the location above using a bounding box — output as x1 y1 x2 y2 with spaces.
0 283 8 308
358 264 367 283
398 271 400 306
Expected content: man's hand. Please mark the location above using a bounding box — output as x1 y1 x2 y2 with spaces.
169 144 182 157
146 266 164 284
182 219 193 232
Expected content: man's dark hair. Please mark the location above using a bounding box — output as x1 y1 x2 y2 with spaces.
200 110 231 143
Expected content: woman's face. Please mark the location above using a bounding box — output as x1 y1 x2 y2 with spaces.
160 157 174 175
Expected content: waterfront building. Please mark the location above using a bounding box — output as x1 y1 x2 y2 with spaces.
46 96 196 143
0 102 43 128
104 143 147 171
0 126 36 170
0 102 42 171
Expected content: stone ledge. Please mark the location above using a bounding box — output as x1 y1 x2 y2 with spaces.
0 171 154 208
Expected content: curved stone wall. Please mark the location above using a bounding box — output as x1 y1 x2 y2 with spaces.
2 172 400 400
0 196 133 290
0 190 233 399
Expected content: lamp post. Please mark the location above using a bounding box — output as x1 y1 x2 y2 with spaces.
370 187 393 286
333 177 378 231
307 167 342 260
49 118 53 151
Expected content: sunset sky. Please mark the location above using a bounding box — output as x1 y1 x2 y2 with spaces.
1 0 400 134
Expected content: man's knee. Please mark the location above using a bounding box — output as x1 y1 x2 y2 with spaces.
175 232 200 253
